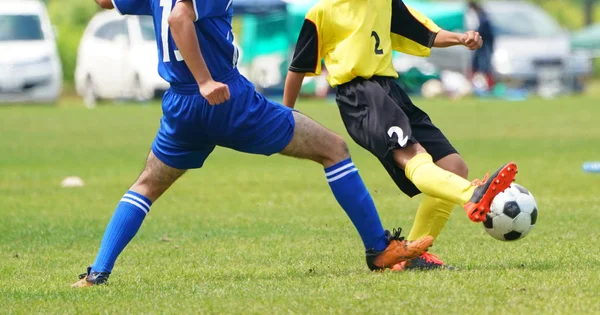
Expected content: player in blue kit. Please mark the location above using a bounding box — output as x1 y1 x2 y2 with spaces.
72 0 434 287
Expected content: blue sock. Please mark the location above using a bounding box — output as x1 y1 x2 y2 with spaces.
91 191 152 273
325 158 387 251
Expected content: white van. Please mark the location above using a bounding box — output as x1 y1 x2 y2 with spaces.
0 0 62 103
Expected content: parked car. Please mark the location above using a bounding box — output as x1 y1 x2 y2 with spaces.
75 10 168 107
427 1 592 92
0 0 62 103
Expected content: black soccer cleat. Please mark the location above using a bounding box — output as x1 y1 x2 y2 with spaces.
71 266 110 288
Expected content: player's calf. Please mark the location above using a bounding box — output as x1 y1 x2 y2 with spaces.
280 112 394 254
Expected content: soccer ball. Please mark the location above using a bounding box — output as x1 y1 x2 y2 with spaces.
483 183 538 241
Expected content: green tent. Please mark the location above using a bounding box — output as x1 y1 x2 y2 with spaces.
571 23 600 51
287 0 467 36
402 0 466 31
237 0 468 64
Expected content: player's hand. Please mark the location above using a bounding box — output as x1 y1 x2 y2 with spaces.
461 31 483 50
199 80 230 105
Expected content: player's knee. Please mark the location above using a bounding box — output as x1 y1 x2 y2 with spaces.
392 143 425 169
447 159 469 179
322 134 350 165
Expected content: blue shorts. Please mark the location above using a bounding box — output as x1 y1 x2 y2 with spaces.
151 69 295 169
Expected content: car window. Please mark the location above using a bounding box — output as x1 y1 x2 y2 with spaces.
139 16 155 41
487 7 562 37
0 15 44 41
94 19 129 41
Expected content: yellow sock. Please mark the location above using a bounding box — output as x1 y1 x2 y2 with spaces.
407 196 455 241
405 153 474 206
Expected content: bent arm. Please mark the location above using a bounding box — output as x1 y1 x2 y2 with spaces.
432 30 463 48
168 0 213 85
283 71 306 109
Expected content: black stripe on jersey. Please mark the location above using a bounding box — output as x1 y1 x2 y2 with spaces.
289 19 319 73
391 0 438 48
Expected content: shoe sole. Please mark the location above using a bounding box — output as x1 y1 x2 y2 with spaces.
465 162 518 222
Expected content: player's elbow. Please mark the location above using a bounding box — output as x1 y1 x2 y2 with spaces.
95 0 114 9
168 2 195 29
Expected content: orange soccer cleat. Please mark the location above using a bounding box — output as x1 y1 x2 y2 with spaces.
464 163 518 222
365 228 434 271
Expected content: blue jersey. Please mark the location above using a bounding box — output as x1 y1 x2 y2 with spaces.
112 0 239 84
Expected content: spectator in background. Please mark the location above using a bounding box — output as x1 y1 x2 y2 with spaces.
467 1 496 91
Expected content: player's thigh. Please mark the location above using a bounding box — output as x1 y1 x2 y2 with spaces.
131 150 187 202
337 79 414 160
279 111 349 167
152 90 216 170
391 84 461 171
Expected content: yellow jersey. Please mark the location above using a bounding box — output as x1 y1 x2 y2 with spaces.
289 0 441 87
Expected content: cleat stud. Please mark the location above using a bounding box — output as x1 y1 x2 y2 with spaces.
501 173 505 178
507 167 512 171
495 179 500 184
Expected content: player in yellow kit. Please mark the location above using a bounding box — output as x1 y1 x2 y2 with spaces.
283 0 518 270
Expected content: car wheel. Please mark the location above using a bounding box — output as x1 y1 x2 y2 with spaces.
83 76 97 109
133 75 151 103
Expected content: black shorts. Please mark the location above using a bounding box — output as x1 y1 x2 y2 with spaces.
336 76 458 197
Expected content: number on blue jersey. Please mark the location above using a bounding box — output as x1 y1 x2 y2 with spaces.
159 0 183 62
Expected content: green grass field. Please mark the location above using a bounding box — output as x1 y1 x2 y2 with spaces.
1 95 599 314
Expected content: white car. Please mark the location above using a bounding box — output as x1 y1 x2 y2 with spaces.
75 10 168 107
0 0 62 103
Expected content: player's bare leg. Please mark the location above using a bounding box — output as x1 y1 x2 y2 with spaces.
279 111 350 167
129 151 187 202
280 112 433 270
391 143 517 222
72 151 186 287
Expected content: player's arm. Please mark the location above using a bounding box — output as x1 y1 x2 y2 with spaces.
433 30 482 50
283 72 306 109
390 1 482 53
94 0 114 9
169 0 229 105
284 14 323 109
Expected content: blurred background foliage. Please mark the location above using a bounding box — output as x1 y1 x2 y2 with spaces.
43 0 598 85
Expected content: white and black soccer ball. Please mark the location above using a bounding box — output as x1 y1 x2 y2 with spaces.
483 183 538 241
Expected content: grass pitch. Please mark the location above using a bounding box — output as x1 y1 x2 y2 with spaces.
1 95 599 314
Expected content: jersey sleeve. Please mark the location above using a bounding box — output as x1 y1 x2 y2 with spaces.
289 4 324 76
111 0 152 16
390 0 441 57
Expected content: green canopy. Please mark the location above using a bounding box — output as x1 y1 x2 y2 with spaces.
287 0 467 34
571 23 600 51
403 0 466 31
